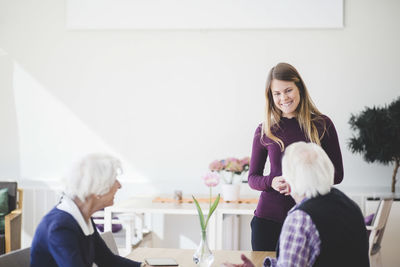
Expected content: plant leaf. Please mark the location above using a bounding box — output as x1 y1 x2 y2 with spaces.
204 194 220 229
192 195 205 231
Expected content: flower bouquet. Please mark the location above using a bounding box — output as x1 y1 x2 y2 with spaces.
208 157 250 202
208 157 250 184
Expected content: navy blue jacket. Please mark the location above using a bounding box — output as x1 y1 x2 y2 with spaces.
30 207 141 267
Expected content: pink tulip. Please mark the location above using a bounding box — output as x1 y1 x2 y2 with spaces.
203 172 220 187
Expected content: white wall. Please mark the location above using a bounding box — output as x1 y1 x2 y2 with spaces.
1 1 400 200
0 53 20 178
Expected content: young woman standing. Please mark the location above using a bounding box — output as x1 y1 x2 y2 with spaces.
248 63 344 251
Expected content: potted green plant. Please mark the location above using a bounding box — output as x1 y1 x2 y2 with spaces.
348 97 400 193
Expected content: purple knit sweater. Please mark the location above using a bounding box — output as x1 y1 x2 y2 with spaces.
248 115 344 223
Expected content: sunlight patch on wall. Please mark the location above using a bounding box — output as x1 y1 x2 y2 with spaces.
12 62 149 184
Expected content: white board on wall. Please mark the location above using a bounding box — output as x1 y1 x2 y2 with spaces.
66 0 343 30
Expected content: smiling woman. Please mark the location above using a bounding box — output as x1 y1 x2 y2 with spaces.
247 63 344 251
270 79 300 119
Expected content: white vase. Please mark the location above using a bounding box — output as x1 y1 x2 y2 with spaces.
221 184 240 202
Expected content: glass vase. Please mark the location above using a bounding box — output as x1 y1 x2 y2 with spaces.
193 230 214 267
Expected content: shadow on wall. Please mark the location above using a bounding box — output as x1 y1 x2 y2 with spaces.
12 61 148 184
1 56 155 247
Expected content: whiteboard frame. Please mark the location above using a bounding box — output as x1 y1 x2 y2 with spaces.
66 0 343 30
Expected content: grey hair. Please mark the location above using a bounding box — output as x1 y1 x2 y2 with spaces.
64 153 122 202
282 142 333 198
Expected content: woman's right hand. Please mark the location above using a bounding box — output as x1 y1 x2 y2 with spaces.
271 176 291 195
222 254 255 267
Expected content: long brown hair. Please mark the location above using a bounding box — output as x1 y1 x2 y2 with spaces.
262 63 325 151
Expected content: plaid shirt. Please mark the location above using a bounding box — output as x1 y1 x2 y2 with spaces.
264 199 321 267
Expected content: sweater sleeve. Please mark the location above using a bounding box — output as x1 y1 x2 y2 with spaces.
248 125 275 190
320 116 344 184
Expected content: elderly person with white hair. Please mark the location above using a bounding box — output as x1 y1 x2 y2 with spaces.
225 142 369 267
30 154 142 267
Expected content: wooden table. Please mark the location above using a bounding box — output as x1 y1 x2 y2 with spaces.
126 247 275 267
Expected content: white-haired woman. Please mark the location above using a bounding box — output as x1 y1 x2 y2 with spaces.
226 142 368 267
31 154 142 267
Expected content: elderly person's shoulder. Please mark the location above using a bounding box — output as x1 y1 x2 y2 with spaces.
39 207 80 232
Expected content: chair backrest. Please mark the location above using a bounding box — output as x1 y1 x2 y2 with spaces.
100 231 119 255
0 182 17 212
368 198 393 256
0 247 30 267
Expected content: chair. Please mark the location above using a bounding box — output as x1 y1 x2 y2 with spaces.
93 209 140 254
366 198 393 267
100 231 119 255
92 209 123 234
0 182 23 254
0 246 30 267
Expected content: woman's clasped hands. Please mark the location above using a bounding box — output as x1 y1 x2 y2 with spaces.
271 176 291 195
